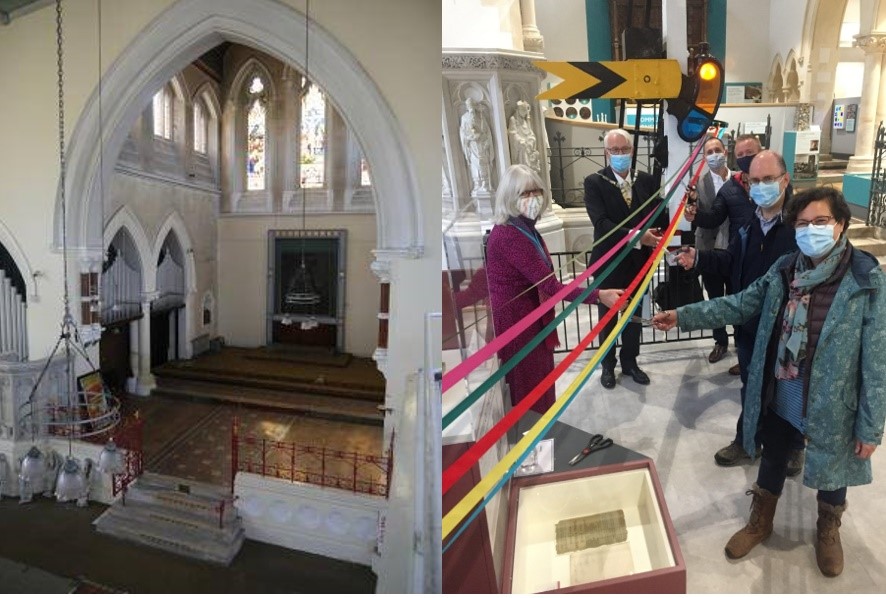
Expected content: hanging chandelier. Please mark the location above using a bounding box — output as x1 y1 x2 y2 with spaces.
281 0 321 327
17 0 122 504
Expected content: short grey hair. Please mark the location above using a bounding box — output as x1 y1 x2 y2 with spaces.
493 164 550 224
603 128 633 149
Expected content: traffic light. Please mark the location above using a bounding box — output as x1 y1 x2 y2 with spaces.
666 47 724 142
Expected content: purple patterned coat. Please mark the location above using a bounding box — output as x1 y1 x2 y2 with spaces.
486 216 600 413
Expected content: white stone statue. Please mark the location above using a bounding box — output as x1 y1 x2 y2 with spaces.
459 98 495 195
508 100 541 174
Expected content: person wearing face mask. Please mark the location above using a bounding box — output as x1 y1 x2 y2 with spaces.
675 151 805 474
653 186 886 577
684 134 794 247
485 164 624 414
583 129 668 389
688 136 733 363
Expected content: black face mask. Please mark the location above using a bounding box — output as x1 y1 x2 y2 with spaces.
736 154 755 174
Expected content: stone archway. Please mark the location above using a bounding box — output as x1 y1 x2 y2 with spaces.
56 0 422 273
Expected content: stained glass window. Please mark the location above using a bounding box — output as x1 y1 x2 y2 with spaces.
246 76 267 191
299 84 326 188
193 101 207 154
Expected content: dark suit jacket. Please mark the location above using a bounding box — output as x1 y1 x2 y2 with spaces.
583 166 668 288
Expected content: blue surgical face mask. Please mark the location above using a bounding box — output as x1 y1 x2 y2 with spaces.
609 153 632 173
736 154 755 174
795 224 837 258
705 152 727 171
749 180 782 208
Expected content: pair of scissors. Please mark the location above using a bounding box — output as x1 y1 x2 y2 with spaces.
568 434 614 466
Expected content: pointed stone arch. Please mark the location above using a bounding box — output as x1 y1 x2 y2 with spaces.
768 54 784 102
104 205 151 281
56 0 422 258
0 218 35 299
152 210 196 295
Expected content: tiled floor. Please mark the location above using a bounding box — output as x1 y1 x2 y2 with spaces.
130 394 385 489
553 338 886 593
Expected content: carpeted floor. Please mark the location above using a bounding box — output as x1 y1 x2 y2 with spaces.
0 499 376 593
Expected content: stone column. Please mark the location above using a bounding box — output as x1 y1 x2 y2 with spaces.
135 292 158 395
519 0 544 53
848 33 886 173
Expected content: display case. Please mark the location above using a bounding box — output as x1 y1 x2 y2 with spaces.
501 458 685 594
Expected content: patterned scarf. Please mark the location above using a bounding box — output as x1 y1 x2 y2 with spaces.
774 236 848 379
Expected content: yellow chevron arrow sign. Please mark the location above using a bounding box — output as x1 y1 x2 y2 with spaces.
535 59 684 101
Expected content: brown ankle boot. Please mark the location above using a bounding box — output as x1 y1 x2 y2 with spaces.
725 484 780 559
815 500 846 577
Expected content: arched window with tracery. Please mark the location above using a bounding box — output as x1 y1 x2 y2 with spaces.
299 83 326 188
246 75 268 191
153 84 174 139
193 100 208 154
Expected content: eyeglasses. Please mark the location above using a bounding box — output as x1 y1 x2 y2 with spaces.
519 188 543 198
794 215 835 229
748 172 786 185
605 146 632 155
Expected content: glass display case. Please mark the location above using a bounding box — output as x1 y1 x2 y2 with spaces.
501 459 685 594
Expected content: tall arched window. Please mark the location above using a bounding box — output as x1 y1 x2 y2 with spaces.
153 85 174 139
246 75 268 191
193 101 207 154
299 83 326 188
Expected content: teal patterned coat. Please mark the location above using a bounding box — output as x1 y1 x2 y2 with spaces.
677 246 886 490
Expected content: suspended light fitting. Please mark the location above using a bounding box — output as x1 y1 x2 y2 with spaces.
18 0 121 507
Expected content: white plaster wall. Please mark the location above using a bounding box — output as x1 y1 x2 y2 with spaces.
216 214 378 356
535 0 589 92
725 0 773 86
235 472 384 567
769 0 807 70
442 0 522 50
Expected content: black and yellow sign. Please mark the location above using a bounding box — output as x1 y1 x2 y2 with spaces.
535 59 683 101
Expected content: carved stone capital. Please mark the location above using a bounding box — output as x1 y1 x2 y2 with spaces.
522 27 545 53
853 32 886 54
443 51 544 74
369 260 392 284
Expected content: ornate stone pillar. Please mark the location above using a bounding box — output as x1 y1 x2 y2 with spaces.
369 258 392 377
519 0 544 53
848 33 886 173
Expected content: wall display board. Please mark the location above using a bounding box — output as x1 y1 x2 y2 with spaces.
724 82 763 104
833 104 845 130
783 128 822 182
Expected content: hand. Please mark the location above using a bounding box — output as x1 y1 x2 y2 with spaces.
652 310 678 331
684 202 697 223
855 439 877 460
675 247 696 270
598 289 624 308
640 228 662 247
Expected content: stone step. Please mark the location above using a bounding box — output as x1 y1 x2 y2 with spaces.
94 507 245 566
151 377 384 425
94 472 245 566
126 473 237 525
848 236 886 257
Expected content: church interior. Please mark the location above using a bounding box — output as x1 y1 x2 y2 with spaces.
0 0 439 593
444 0 886 594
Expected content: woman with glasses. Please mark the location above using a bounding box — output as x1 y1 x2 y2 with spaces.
485 164 623 414
653 186 886 577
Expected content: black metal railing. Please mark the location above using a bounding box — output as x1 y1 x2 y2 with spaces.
547 132 656 208
548 251 713 354
868 121 886 227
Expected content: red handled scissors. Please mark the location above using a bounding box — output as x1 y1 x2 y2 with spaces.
568 434 614 466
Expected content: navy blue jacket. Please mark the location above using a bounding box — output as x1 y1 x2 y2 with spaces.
694 212 798 344
693 174 793 243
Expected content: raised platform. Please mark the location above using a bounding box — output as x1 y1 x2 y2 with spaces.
152 346 385 424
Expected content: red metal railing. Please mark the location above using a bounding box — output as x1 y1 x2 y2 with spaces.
230 416 393 497
111 413 144 498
